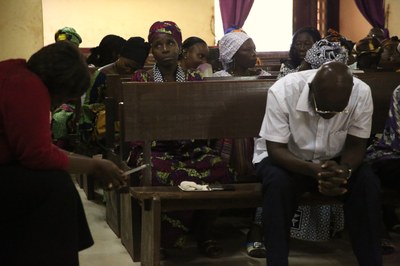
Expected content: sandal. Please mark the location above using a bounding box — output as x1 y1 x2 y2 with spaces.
198 239 223 258
246 223 266 258
246 241 267 258
381 238 396 255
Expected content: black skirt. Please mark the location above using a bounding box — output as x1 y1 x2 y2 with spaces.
0 163 94 266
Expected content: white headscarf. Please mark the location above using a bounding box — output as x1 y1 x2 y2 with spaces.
218 32 250 70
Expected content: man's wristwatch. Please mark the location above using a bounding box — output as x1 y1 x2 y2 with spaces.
342 163 352 180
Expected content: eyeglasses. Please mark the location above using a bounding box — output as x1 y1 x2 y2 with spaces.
312 92 349 115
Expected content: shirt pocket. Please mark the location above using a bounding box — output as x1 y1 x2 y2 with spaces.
327 130 347 157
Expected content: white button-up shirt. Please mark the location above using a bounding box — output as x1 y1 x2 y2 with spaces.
253 69 373 164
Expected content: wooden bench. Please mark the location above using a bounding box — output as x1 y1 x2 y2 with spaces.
117 76 360 265
102 73 132 237
76 66 98 200
352 71 400 134
256 51 288 73
74 72 131 233
116 79 272 264
110 72 400 265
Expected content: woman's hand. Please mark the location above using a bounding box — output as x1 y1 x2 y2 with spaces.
90 159 127 190
66 152 127 190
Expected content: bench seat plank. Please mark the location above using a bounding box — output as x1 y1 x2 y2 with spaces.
131 184 263 211
130 183 262 200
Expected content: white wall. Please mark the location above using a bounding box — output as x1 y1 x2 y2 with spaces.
42 0 214 48
0 0 43 60
1 0 400 61
387 0 400 37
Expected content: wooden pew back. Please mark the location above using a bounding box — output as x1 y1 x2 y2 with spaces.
104 74 132 156
120 79 273 188
120 72 400 141
105 74 131 102
121 80 271 142
354 72 400 134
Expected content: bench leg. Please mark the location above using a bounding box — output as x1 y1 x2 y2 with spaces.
141 197 161 266
82 174 94 200
105 189 121 237
120 193 142 262
72 174 84 188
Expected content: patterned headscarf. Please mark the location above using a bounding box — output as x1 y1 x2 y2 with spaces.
148 21 182 47
325 28 355 52
305 39 348 69
218 32 250 70
54 27 82 46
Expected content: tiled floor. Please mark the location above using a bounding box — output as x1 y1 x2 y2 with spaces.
76 183 400 266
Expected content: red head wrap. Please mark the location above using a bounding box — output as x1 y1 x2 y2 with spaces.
148 21 182 47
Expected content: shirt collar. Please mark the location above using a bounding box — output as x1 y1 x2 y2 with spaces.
296 76 315 114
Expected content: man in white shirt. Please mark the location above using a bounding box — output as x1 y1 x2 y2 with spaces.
255 62 382 266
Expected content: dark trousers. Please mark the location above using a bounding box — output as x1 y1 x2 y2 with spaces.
372 159 400 234
256 157 382 266
0 164 94 266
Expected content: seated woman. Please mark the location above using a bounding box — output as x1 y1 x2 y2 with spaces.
368 27 386 42
54 26 82 46
358 36 398 255
0 41 126 265
179 36 212 76
353 36 383 71
52 27 83 150
86 34 126 68
77 37 151 152
278 26 321 79
324 28 356 67
304 38 348 69
212 30 271 258
85 36 150 104
130 21 234 258
213 30 270 77
212 30 271 180
366 85 400 253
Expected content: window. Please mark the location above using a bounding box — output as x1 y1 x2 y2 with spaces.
317 0 327 34
214 0 293 51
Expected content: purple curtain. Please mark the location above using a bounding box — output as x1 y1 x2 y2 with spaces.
219 0 254 33
354 0 389 37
